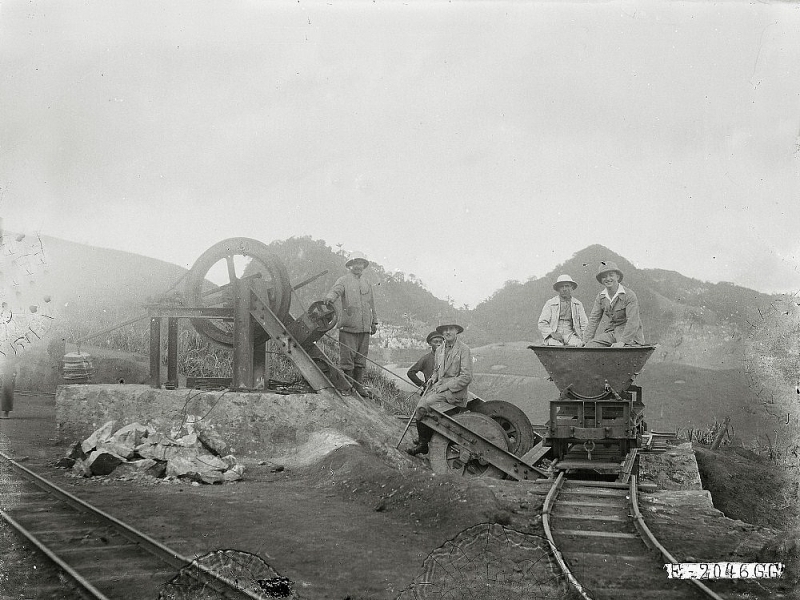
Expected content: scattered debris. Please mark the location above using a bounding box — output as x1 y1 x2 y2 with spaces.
59 420 245 484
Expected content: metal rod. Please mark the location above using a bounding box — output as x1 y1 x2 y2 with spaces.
74 314 149 345
292 269 329 291
395 390 422 448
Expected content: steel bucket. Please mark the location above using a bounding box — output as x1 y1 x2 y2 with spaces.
529 345 656 399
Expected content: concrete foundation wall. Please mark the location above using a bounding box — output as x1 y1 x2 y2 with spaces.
56 384 405 465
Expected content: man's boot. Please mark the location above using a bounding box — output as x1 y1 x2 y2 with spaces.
342 369 355 394
352 367 369 397
407 421 432 456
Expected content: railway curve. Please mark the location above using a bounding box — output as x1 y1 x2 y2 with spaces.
542 471 725 600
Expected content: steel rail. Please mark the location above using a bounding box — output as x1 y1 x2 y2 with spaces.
541 472 594 600
0 450 267 600
0 507 112 600
629 474 725 600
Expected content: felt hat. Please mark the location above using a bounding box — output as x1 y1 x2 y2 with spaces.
425 331 444 344
345 251 369 268
436 323 464 335
553 274 578 291
596 261 624 283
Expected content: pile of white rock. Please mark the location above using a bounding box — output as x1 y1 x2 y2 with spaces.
59 419 245 484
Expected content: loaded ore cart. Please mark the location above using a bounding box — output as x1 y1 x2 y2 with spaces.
530 345 656 479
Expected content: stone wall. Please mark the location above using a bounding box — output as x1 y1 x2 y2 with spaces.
56 384 406 466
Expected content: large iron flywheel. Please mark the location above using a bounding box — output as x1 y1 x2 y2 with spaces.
428 413 509 479
472 400 536 457
185 238 292 347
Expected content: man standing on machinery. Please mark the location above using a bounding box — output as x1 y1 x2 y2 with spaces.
584 261 645 347
406 331 444 389
538 274 587 346
324 251 379 397
407 323 472 456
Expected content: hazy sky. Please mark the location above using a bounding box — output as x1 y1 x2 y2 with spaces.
2 1 799 307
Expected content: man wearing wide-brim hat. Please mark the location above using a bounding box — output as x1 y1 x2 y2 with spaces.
324 251 379 396
407 324 472 456
584 261 645 347
406 331 444 389
538 274 588 347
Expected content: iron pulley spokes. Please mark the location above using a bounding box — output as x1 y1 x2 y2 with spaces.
184 238 292 347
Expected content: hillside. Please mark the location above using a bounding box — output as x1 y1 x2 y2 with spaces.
25 235 476 351
471 244 776 360
260 237 473 343
18 236 780 366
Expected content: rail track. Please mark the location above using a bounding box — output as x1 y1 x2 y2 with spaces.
0 450 269 600
543 471 725 600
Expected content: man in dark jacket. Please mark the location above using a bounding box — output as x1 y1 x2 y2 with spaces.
406 331 444 389
324 251 379 396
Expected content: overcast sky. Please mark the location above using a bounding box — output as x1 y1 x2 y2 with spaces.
2 1 799 307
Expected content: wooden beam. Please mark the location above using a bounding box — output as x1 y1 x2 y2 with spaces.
149 317 161 388
167 318 178 387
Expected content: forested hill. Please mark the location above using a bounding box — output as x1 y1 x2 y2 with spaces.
30 235 777 349
263 237 474 341
470 244 776 344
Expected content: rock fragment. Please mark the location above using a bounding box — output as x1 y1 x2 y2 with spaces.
81 421 116 454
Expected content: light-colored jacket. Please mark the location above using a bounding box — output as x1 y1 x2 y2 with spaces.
325 272 378 334
537 296 588 342
429 339 473 405
584 285 646 345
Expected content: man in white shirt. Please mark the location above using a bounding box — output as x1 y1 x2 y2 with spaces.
537 274 587 346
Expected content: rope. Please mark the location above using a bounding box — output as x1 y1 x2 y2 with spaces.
322 331 413 388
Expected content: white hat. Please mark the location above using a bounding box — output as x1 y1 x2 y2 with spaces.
553 274 578 291
345 251 369 268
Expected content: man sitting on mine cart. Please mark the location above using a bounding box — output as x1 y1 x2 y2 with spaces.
584 261 645 348
537 274 587 347
407 324 472 456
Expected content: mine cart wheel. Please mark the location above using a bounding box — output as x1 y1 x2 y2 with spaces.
472 400 536 457
428 413 509 479
185 238 292 347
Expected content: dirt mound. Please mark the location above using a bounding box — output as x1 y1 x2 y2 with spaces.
311 444 546 535
695 445 800 530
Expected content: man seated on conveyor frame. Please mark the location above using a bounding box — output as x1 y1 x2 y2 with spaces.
583 261 645 348
407 323 472 457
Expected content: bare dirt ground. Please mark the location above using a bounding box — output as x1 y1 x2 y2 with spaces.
0 394 557 600
1 393 797 599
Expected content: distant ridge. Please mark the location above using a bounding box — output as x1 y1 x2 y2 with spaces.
31 236 776 358
471 244 775 345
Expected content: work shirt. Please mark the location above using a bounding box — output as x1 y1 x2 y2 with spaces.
325 272 378 334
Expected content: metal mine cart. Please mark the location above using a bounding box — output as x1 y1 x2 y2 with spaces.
529 345 656 478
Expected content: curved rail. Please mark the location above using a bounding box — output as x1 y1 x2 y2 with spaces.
0 450 267 600
541 472 593 600
543 473 723 600
629 475 725 600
